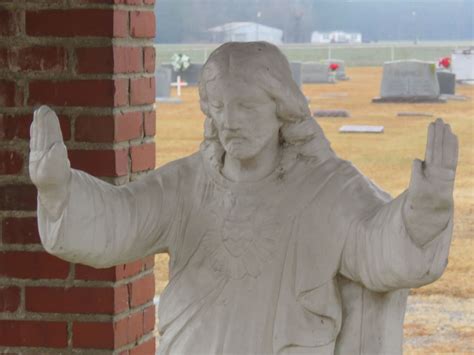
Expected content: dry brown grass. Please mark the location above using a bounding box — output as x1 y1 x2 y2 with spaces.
153 67 474 353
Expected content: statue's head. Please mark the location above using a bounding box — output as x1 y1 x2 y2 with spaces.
199 42 334 165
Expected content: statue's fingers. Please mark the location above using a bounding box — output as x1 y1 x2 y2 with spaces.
29 118 37 152
44 107 63 144
443 126 458 170
433 118 444 166
424 122 435 164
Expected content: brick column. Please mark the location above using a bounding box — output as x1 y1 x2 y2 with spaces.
0 0 157 353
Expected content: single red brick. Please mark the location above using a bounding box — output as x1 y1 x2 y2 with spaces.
116 259 143 280
25 285 128 314
128 273 155 308
143 304 155 333
0 251 69 279
0 185 37 211
130 143 155 173
26 9 127 38
76 112 142 143
143 0 155 4
75 264 116 281
143 255 155 270
127 311 144 342
74 115 114 142
130 11 156 38
9 47 66 72
126 0 142 5
2 217 40 244
130 338 155 355
0 150 23 174
0 287 21 312
69 149 129 176
72 322 114 349
143 110 156 137
29 80 126 107
78 0 125 3
76 47 142 74
115 79 129 107
114 316 129 348
143 46 155 73
0 10 17 36
0 320 67 348
115 111 143 141
130 77 155 105
0 114 70 141
0 80 16 107
0 48 7 69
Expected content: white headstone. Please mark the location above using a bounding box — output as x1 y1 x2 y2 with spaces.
373 60 442 103
452 48 474 83
339 125 384 133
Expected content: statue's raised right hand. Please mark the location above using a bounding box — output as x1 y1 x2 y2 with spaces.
29 106 71 217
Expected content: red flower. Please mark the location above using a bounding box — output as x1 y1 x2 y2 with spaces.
329 63 339 71
438 57 451 69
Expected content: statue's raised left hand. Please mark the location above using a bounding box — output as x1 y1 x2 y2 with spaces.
403 118 458 246
29 106 71 219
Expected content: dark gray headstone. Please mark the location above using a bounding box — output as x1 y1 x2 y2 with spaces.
373 60 444 103
322 59 349 80
290 62 302 87
314 109 350 118
164 63 204 86
302 62 335 84
156 66 172 98
397 112 434 117
437 71 456 95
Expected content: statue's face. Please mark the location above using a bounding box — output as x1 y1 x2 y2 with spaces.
206 76 281 160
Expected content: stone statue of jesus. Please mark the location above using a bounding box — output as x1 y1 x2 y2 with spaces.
29 42 458 355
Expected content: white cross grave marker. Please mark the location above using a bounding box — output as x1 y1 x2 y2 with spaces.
171 75 188 97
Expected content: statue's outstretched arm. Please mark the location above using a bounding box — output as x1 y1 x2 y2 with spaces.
30 106 171 268
339 119 457 292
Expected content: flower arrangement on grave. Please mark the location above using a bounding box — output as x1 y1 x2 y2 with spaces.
171 53 191 73
329 63 340 71
438 57 451 70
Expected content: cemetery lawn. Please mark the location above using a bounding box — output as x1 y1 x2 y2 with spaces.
154 67 473 354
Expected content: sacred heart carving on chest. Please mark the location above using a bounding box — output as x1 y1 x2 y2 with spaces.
201 190 281 280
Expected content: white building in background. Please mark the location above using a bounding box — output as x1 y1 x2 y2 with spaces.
208 22 283 45
311 31 362 44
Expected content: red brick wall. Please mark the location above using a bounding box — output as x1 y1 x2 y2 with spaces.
0 0 157 352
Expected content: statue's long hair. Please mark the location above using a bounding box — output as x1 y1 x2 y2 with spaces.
198 42 335 170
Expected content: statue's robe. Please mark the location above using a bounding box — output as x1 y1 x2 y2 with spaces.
38 149 453 355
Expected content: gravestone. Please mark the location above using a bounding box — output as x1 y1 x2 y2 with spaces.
164 63 204 86
290 62 302 87
397 112 434 118
322 59 349 80
452 48 474 84
373 60 444 103
339 125 384 133
156 66 172 98
156 66 182 103
302 62 335 84
437 71 456 95
314 109 350 118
